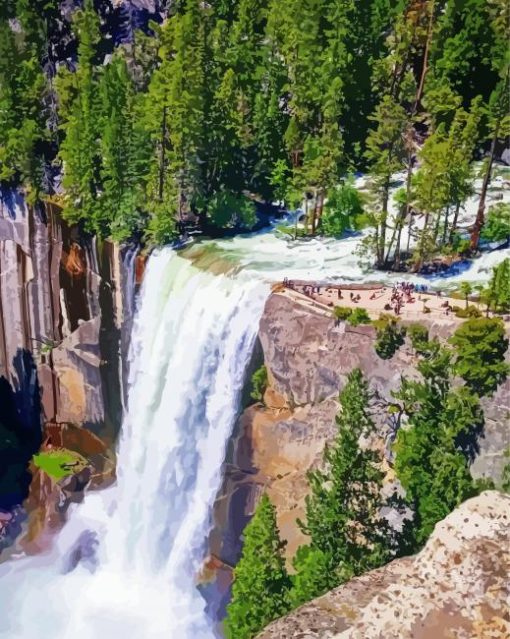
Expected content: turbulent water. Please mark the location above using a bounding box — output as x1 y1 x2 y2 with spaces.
0 250 268 639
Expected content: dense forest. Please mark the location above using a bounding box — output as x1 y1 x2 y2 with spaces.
0 0 509 269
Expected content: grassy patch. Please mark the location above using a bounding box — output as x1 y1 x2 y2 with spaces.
33 448 87 480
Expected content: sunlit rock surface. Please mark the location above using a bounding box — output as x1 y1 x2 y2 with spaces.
212 292 509 577
257 491 510 639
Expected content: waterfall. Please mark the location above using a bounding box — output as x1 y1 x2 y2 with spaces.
0 249 268 639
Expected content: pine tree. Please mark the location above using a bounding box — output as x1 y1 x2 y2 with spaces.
58 0 103 232
293 368 400 603
143 0 208 241
365 96 408 266
393 340 484 544
449 316 509 397
0 5 48 204
225 493 291 639
98 54 150 241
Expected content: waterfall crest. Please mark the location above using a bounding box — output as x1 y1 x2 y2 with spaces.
0 249 268 639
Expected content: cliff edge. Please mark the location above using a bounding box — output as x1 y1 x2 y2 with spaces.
257 490 510 639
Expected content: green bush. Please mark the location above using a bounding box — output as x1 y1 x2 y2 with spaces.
333 306 353 321
453 305 482 319
374 315 406 359
449 317 509 397
481 203 510 243
347 307 371 326
321 177 365 237
408 323 430 355
250 365 268 403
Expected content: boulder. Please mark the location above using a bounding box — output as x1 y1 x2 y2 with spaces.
257 491 510 639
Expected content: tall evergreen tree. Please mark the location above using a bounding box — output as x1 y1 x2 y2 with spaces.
58 0 103 232
393 339 484 544
0 4 48 203
292 368 401 605
225 493 291 639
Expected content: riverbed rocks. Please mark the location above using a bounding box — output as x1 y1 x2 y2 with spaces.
256 490 510 639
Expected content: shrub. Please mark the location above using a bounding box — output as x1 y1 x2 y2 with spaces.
374 314 406 359
321 177 365 237
408 323 430 355
347 307 371 326
250 365 268 403
453 305 482 319
449 317 509 397
333 306 353 321
481 203 510 243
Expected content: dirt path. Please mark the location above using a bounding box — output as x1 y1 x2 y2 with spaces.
276 282 482 323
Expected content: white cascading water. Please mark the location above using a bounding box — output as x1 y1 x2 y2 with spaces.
0 248 268 639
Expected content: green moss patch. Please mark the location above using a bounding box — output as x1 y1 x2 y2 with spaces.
33 448 87 480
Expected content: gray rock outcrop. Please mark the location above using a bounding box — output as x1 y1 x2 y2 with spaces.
257 491 510 639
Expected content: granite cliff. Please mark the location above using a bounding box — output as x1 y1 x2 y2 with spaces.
0 190 141 551
256 490 510 639
209 290 509 613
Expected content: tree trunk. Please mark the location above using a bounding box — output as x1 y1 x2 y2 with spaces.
411 0 435 116
316 189 325 230
378 181 390 267
470 119 501 251
449 202 461 243
393 146 414 268
442 205 450 245
310 189 318 235
414 212 430 272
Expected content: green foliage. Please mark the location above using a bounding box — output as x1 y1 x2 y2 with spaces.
33 448 87 480
449 318 509 397
293 369 401 602
321 178 365 237
2 0 508 250
393 342 484 545
289 546 337 609
374 314 406 359
481 203 510 243
204 191 257 230
408 323 430 355
347 307 371 326
487 259 510 312
225 493 291 639
250 364 268 403
333 306 352 321
452 305 482 319
0 5 48 203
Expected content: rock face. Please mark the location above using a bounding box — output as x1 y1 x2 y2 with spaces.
214 292 509 553
210 291 509 615
0 190 139 443
0 189 139 552
257 491 510 639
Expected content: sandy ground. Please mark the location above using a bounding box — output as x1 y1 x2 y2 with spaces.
277 281 491 323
